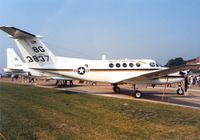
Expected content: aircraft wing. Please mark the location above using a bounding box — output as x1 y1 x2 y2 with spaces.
121 64 200 83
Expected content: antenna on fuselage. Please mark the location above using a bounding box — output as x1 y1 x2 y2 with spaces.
102 55 106 60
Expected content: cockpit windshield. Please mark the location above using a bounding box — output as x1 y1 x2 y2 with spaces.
155 61 162 67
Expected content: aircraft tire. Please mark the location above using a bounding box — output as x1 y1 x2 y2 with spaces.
113 86 120 93
134 90 142 98
177 88 184 95
92 82 96 86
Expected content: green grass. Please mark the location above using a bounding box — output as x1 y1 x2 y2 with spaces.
0 83 200 140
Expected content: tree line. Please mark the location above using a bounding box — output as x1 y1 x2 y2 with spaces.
165 57 186 67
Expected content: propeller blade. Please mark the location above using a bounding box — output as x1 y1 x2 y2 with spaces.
184 76 188 92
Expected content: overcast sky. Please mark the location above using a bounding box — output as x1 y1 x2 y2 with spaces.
0 0 200 71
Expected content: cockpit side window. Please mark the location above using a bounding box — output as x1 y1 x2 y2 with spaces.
155 62 162 67
136 62 141 67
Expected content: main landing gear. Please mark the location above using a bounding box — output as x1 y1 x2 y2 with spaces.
56 80 74 86
112 84 120 93
133 90 143 98
132 85 143 98
112 84 143 98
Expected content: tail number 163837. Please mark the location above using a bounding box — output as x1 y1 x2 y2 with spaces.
26 55 49 62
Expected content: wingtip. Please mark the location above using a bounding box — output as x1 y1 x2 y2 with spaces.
0 25 11 28
0 25 13 31
186 63 200 67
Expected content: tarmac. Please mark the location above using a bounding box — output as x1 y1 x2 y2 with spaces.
49 83 200 110
1 77 200 110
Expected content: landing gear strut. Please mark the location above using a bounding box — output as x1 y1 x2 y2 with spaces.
112 84 120 93
132 84 143 98
176 81 186 96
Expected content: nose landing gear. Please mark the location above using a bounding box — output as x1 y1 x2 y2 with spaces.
177 87 184 95
177 77 188 96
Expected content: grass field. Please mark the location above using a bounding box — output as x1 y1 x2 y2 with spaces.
0 83 200 140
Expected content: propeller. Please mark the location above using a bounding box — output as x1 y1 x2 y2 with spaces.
184 76 188 92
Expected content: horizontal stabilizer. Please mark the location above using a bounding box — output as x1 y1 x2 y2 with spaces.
3 68 25 73
0 25 36 38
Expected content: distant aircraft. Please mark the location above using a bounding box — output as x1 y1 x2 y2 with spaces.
1 26 200 98
4 48 30 74
4 47 73 85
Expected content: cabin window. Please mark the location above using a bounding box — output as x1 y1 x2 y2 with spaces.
129 63 134 67
109 63 114 68
149 62 155 67
122 63 127 68
136 62 141 67
116 63 121 68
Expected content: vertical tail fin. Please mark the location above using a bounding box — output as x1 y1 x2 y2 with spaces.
0 26 57 68
5 48 29 73
7 48 24 69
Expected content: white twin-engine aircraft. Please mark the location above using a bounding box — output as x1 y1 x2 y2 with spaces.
1 26 199 98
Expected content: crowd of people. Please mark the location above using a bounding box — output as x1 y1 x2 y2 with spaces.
188 75 200 87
